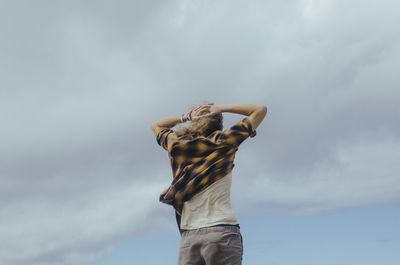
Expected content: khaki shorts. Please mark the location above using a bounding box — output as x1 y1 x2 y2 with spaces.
178 225 243 265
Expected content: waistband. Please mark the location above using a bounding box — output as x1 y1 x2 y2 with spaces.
180 224 240 236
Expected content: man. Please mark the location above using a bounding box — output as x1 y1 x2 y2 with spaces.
152 102 267 265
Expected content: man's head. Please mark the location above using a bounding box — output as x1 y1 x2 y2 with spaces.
176 103 223 137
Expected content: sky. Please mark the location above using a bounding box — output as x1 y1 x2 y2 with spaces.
0 0 399 265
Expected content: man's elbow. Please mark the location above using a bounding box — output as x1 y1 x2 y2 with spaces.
258 105 267 116
151 123 158 134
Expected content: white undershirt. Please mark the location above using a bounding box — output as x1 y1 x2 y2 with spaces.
180 171 238 230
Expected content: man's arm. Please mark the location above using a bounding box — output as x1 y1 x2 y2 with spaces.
151 103 214 134
206 103 267 130
151 115 184 135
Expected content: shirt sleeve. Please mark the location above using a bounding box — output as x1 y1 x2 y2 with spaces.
219 117 257 147
155 128 174 151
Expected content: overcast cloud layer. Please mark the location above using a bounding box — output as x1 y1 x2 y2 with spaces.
1 0 399 264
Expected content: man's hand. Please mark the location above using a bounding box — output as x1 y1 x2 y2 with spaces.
189 102 215 120
190 102 223 120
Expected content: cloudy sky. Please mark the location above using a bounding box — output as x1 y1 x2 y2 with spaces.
1 0 399 264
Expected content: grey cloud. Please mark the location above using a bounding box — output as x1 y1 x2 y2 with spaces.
1 0 399 264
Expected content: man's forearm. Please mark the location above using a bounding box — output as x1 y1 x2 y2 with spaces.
152 116 182 129
151 112 191 130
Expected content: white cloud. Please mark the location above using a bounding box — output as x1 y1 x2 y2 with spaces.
0 171 166 265
233 132 400 215
301 0 333 21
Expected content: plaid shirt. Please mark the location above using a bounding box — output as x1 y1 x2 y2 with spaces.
155 117 256 231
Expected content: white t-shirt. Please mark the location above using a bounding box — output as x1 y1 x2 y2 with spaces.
180 171 238 230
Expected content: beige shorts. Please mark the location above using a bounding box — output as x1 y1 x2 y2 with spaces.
178 225 243 265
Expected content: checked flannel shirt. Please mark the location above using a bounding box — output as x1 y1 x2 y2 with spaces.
155 117 256 231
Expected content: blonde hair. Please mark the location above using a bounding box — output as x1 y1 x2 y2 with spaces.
175 105 223 138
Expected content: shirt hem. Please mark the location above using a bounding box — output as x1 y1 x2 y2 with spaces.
180 220 239 230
